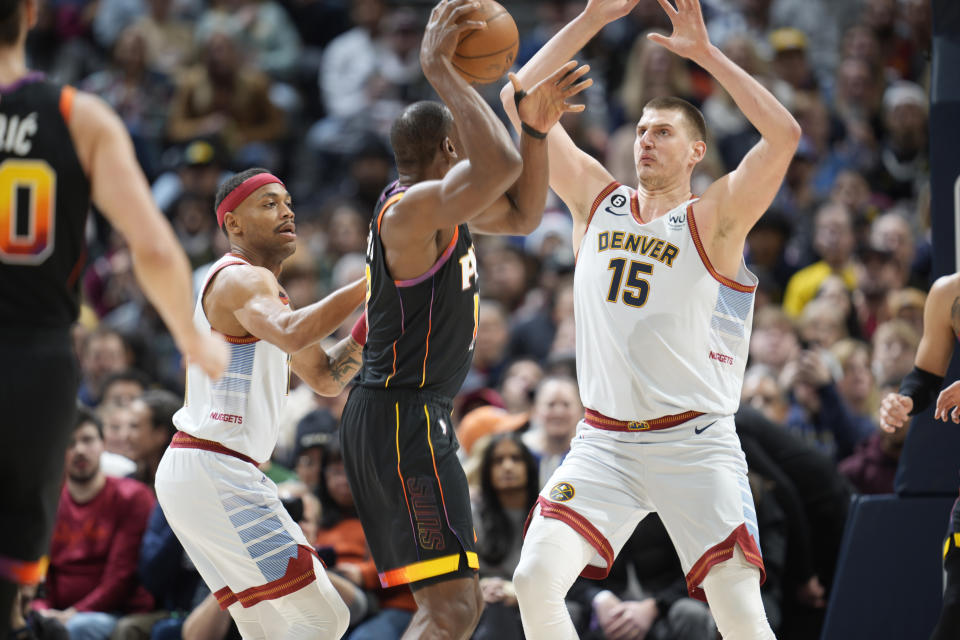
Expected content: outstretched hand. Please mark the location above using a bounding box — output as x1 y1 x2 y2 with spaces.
420 0 486 69
647 0 713 63
511 60 593 135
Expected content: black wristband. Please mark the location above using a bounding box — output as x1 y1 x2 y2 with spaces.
521 122 547 139
513 88 527 111
513 87 548 139
899 365 944 416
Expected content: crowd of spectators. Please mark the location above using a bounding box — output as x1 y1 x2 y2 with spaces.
17 0 934 638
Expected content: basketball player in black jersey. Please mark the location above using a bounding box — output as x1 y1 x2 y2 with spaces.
0 0 227 634
338 0 592 637
880 273 960 640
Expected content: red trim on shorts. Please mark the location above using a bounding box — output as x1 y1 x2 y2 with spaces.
213 544 319 609
169 431 262 466
686 205 757 293
685 523 765 602
0 554 48 585
526 496 615 580
584 408 704 432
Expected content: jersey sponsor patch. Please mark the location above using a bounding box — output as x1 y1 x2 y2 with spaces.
549 482 575 502
604 193 629 216
666 211 686 229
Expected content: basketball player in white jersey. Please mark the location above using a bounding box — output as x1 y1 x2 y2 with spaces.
155 168 368 639
499 1 800 638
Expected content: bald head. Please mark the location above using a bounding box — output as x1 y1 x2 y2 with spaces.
390 101 453 172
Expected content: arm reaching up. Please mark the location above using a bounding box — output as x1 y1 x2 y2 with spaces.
499 0 637 225
389 0 522 241
649 0 800 243
470 61 594 235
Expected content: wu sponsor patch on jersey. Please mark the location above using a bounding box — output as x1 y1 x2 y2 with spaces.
549 482 575 502
666 210 686 230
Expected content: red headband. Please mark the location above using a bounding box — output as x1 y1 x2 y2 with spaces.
216 173 285 228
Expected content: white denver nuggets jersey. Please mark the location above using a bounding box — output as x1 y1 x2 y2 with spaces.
173 253 290 463
574 183 757 423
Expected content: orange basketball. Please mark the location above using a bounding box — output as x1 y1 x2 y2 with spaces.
452 0 519 85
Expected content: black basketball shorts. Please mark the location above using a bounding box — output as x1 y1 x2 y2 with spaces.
340 386 477 588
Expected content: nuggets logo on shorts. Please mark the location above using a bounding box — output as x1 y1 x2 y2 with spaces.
549 482 575 502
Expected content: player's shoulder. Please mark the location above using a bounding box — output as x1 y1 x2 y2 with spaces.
209 261 277 297
68 89 119 124
931 273 960 291
64 90 127 158
928 274 960 306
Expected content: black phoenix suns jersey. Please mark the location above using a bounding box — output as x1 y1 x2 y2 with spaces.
356 181 480 399
0 75 91 328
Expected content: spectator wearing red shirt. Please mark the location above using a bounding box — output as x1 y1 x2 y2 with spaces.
34 408 155 640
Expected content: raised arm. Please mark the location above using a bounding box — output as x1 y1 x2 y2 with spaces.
498 0 636 220
470 62 593 235
389 0 521 241
206 271 365 355
650 0 801 239
69 92 227 380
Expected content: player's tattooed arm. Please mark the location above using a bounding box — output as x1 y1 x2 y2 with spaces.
327 338 363 387
290 335 363 397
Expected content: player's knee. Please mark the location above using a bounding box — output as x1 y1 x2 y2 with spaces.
702 554 774 640
331 593 351 637
425 580 483 636
513 551 553 604
284 582 350 639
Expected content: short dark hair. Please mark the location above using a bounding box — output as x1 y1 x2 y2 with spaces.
139 389 181 445
0 0 23 46
75 405 103 439
643 97 707 142
214 167 271 228
389 101 453 170
98 368 151 402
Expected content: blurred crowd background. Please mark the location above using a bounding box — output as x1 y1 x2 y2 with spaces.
18 0 936 638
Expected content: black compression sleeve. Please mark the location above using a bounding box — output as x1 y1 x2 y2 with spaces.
899 366 944 416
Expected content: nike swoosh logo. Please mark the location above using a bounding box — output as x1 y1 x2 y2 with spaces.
694 421 717 435
605 206 628 216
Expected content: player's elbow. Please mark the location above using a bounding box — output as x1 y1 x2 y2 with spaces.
495 148 523 183
512 207 545 235
303 374 343 398
782 115 802 147
304 378 337 396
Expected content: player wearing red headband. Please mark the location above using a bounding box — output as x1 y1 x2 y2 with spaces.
154 168 368 639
